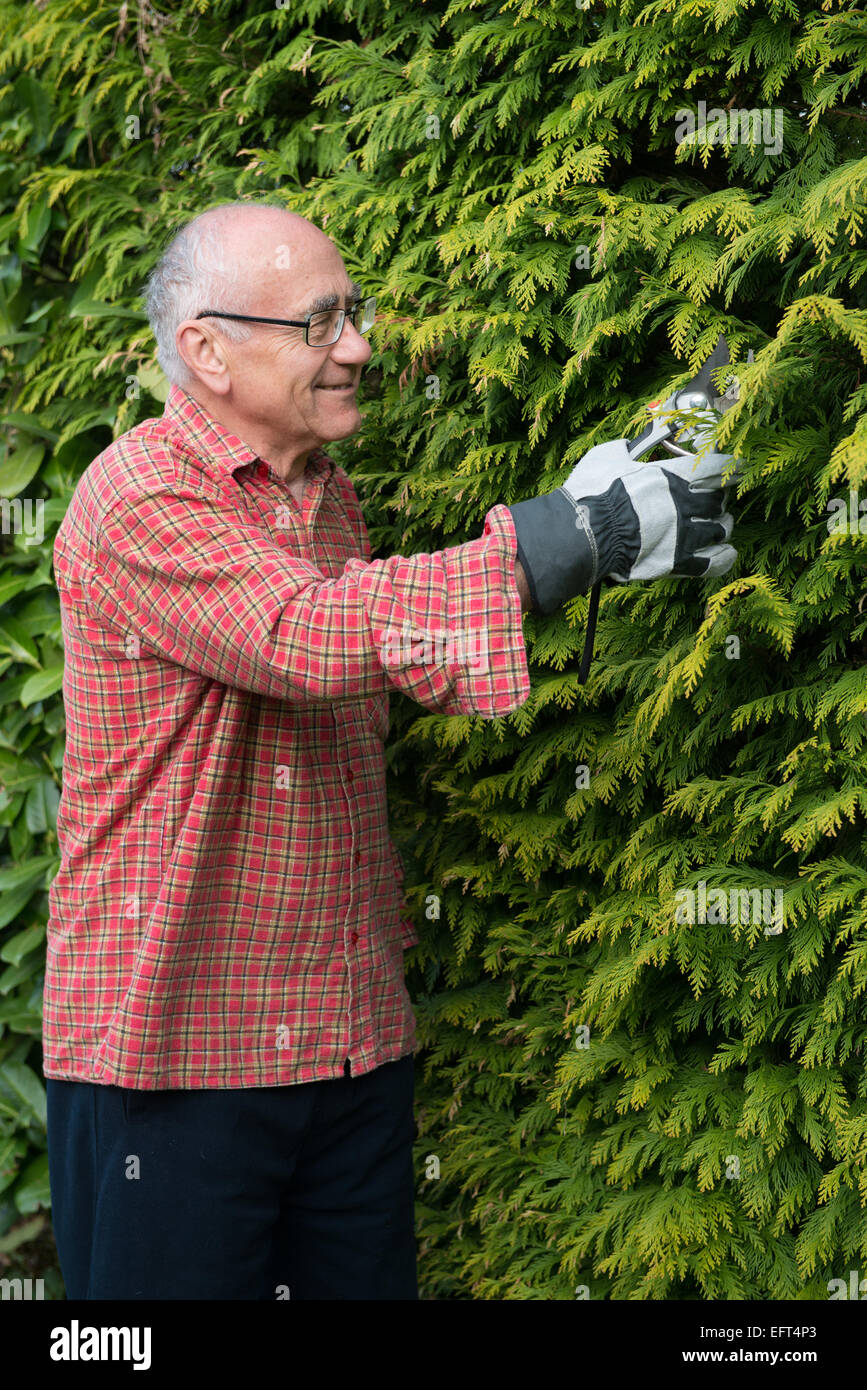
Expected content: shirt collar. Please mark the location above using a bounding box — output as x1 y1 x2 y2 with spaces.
162 385 335 486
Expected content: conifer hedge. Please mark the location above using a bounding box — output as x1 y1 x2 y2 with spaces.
0 0 865 1299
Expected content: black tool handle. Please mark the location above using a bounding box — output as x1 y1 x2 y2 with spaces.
578 580 601 684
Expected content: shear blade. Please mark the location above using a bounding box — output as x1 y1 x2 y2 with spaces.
626 335 733 457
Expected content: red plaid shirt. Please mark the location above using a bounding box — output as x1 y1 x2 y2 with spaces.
44 386 530 1089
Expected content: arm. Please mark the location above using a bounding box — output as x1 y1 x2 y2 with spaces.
77 486 531 718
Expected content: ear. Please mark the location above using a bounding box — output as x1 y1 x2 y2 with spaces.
175 320 232 396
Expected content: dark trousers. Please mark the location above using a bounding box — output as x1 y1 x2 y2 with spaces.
46 1054 418 1300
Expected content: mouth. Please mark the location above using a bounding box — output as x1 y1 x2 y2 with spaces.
316 383 357 392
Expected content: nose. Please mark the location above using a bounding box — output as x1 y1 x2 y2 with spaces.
332 318 372 365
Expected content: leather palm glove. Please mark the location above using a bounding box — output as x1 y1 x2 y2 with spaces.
509 337 741 614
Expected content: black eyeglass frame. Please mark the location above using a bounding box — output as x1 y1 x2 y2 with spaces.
193 295 376 346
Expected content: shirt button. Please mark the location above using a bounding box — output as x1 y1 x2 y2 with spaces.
350 931 359 944
256 461 269 479
346 769 354 782
483 521 491 535
354 851 361 865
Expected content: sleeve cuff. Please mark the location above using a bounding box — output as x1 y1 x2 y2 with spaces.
440 503 532 717
350 504 532 719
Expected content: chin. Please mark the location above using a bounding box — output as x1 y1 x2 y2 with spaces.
323 406 362 439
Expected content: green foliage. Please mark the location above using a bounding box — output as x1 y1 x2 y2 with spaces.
0 0 865 1298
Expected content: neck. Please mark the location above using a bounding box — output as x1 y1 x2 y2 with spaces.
182 384 314 482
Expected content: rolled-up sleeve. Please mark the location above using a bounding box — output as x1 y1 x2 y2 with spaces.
84 486 530 717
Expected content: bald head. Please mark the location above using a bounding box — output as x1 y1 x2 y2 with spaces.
144 201 334 387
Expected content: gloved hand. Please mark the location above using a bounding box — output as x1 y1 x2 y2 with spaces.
509 351 741 614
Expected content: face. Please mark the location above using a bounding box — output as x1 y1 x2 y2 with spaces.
176 214 373 464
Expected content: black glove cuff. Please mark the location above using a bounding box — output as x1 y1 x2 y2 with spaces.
508 482 638 614
507 490 592 613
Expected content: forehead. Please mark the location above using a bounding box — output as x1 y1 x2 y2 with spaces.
213 213 359 314
241 242 361 316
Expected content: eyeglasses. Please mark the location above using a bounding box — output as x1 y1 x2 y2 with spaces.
194 295 376 347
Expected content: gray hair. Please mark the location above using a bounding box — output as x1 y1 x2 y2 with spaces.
143 201 284 388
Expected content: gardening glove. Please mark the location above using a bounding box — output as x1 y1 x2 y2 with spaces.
509 438 737 613
508 339 741 614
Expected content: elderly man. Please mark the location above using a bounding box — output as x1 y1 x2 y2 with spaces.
44 200 736 1300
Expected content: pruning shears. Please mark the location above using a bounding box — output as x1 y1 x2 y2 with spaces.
577 335 748 683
